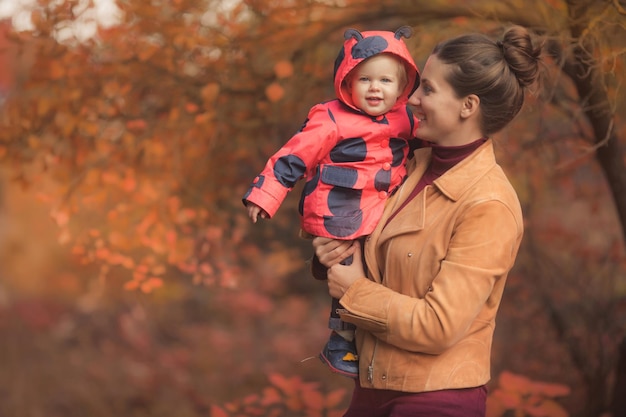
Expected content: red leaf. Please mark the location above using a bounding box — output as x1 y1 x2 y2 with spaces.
210 405 229 417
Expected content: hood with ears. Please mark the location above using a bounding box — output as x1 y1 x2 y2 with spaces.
333 27 420 112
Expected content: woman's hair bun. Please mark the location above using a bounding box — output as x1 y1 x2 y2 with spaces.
500 25 542 88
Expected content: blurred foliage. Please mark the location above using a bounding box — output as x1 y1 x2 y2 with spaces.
0 0 625 416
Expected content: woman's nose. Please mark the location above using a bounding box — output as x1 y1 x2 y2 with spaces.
408 92 419 106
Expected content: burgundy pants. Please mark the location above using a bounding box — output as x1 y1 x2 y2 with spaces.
343 380 487 417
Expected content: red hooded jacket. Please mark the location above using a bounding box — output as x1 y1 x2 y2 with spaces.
243 28 420 239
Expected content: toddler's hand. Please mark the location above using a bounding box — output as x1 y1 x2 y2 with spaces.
246 202 269 223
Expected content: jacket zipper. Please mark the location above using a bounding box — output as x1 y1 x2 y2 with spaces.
334 308 378 383
367 340 378 383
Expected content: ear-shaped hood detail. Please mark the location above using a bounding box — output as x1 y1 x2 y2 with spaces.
344 28 364 42
394 26 412 40
333 27 420 112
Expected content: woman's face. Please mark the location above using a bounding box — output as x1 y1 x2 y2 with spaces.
409 55 470 146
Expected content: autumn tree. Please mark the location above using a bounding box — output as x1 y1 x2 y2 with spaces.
0 0 624 416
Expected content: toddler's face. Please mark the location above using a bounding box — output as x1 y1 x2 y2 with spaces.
347 54 405 117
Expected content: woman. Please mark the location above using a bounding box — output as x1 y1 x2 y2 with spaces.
312 25 542 417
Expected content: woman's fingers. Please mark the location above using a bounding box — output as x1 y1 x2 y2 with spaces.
312 237 355 267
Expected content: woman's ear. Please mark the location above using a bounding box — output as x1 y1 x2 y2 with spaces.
460 94 480 119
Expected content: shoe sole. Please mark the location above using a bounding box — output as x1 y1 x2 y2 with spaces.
318 353 358 379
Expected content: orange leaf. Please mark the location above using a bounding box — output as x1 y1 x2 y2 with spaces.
260 387 282 406
106 253 127 265
71 245 86 255
199 262 214 275
325 388 346 408
51 210 70 226
123 280 140 291
58 229 71 245
151 264 166 275
49 60 66 80
531 381 571 398
524 398 569 417
265 82 284 102
499 371 533 394
135 263 150 274
81 120 100 136
201 83 220 103
149 277 164 288
274 60 294 79
194 112 216 124
138 43 160 62
121 176 137 192
486 394 508 417
126 119 147 130
95 247 110 259
210 405 229 417
451 16 469 25
108 231 128 247
268 373 298 396
243 394 259 404
185 102 199 113
136 210 158 235
492 388 522 409
140 277 163 293
301 388 324 411
101 171 119 185
285 396 302 412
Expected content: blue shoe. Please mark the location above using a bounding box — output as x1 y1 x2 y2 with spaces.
319 331 358 378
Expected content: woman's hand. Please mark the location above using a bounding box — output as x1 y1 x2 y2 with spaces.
311 237 365 298
312 237 356 267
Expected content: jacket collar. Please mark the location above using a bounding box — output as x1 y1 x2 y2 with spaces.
409 139 497 202
367 139 499 282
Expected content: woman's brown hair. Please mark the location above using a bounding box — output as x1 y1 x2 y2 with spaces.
432 26 542 135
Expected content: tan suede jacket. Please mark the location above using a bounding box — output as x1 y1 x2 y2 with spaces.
338 139 523 392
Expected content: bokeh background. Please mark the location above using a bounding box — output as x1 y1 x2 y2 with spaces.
0 1 625 416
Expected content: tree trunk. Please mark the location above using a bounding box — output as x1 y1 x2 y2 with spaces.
563 2 626 416
567 50 626 243
612 337 626 417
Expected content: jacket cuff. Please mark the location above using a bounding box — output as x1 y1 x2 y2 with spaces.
338 278 389 335
244 186 284 218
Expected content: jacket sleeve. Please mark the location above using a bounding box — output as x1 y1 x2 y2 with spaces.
243 104 339 217
338 200 523 354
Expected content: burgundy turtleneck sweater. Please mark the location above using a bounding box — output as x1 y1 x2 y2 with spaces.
384 137 487 226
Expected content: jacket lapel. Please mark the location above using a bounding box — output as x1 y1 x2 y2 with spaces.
433 140 497 201
363 140 497 283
